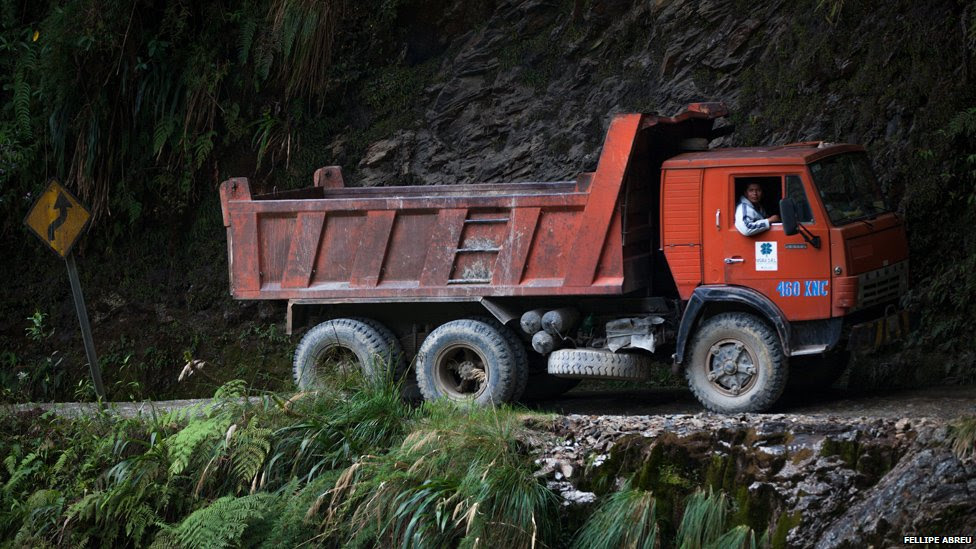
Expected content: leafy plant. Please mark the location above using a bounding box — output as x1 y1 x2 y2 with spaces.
25 310 52 342
949 416 976 460
322 401 559 548
572 481 658 549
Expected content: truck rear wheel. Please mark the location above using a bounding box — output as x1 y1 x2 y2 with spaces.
471 316 529 400
547 348 652 380
293 318 402 390
686 313 787 413
349 316 417 400
416 319 520 404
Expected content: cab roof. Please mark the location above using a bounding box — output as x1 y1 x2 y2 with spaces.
662 143 865 169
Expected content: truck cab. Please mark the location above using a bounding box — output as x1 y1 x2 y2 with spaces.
661 143 909 411
663 143 908 320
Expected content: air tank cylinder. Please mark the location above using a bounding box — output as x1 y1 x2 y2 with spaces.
520 308 547 335
531 331 561 355
541 308 580 336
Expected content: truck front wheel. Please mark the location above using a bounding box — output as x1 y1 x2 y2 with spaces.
686 313 788 413
293 318 403 390
416 319 520 405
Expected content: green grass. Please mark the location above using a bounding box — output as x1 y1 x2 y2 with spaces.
1 362 784 548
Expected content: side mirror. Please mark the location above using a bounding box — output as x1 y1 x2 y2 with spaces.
779 198 798 236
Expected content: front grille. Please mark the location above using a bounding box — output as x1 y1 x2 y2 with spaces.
856 261 908 310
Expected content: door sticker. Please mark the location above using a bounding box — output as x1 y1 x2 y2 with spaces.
755 241 778 271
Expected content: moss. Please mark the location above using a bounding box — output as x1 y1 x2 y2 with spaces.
770 511 802 549
819 438 901 484
729 483 776 534
820 438 861 469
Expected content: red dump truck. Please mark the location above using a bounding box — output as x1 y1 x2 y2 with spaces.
219 103 909 413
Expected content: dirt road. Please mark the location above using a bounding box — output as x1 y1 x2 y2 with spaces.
532 384 976 419
10 385 974 420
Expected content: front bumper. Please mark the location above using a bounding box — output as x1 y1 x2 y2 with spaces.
847 309 911 352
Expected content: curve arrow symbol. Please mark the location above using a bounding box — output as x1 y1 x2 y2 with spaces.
47 192 71 241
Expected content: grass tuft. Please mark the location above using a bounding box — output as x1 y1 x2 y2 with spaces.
572 481 658 549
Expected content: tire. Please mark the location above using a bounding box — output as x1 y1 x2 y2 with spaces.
415 319 519 405
471 316 530 400
788 351 850 390
349 316 421 401
547 348 652 381
685 313 787 413
293 318 401 390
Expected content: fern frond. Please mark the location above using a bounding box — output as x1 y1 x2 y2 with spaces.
3 453 41 493
170 494 273 549
13 74 30 136
231 427 272 488
214 379 248 401
167 415 233 476
193 130 215 168
238 15 257 65
152 116 175 158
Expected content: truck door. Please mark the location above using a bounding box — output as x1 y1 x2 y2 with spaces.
716 173 831 321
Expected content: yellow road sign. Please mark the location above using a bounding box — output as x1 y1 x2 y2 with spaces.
24 179 92 257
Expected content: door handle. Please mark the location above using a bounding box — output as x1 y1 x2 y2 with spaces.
716 209 721 229
724 257 744 264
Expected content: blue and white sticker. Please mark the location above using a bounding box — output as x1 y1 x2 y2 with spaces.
755 241 778 271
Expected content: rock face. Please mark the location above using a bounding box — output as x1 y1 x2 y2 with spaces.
529 414 976 548
348 0 969 197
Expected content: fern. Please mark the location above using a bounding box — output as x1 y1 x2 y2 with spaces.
167 415 233 476
152 115 175 157
230 426 272 488
238 14 257 65
214 379 248 401
169 494 274 549
3 452 41 494
193 130 216 168
12 73 30 136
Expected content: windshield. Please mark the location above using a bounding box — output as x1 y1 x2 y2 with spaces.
809 152 888 225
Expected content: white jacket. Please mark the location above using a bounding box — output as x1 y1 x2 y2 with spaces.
734 196 770 236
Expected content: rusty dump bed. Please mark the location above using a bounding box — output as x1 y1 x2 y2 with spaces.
219 103 728 303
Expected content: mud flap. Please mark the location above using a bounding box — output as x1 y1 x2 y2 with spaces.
847 309 911 352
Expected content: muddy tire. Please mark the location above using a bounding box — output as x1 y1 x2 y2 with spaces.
293 318 401 390
350 316 420 400
788 351 850 390
547 348 652 380
471 316 530 400
416 319 520 405
686 313 787 413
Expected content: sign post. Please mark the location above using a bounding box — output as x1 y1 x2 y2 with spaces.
24 179 105 399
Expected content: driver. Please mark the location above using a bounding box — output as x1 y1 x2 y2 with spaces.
735 182 780 236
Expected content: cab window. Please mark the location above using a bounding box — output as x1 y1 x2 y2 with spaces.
785 175 814 223
733 176 781 218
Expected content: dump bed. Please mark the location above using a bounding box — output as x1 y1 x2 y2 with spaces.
219 103 728 303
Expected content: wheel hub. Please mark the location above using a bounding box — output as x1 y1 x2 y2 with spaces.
706 339 758 396
457 360 485 382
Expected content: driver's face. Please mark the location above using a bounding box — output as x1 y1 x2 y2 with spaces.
746 184 763 204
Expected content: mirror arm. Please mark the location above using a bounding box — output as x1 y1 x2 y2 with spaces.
797 224 821 249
